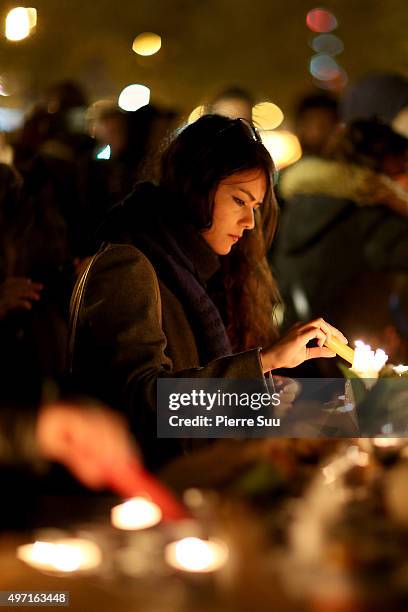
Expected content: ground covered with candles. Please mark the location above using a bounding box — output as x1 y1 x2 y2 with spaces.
2 438 408 611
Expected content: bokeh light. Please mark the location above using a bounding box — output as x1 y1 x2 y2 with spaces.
260 130 302 170
310 54 341 81
118 84 150 112
132 32 162 56
306 8 338 33
5 7 37 41
96 145 111 160
165 537 229 573
311 33 344 55
252 102 284 130
188 105 206 124
313 66 348 91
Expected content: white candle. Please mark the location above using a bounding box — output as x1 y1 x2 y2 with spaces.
111 497 162 530
393 365 408 376
352 340 388 379
17 538 101 573
164 537 228 573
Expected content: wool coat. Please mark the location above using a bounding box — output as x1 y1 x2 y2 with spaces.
70 240 265 469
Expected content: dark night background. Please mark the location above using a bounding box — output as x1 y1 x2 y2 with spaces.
0 0 407 118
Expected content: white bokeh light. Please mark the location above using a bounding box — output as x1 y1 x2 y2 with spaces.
118 84 150 112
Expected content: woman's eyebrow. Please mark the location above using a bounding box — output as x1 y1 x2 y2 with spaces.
237 187 255 201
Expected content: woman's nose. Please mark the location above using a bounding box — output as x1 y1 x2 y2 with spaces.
241 207 255 230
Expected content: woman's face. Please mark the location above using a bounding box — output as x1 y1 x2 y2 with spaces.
201 169 267 255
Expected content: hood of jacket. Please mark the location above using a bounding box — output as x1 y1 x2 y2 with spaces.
277 157 408 254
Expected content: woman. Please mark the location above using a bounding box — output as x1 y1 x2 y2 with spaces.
70 115 346 469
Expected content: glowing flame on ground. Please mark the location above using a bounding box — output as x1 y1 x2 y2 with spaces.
111 497 162 530
165 537 228 572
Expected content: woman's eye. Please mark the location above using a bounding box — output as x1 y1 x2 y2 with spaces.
232 196 245 206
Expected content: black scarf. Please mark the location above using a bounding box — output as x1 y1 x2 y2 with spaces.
100 183 232 364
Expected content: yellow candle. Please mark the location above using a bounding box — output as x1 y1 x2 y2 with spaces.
324 336 354 364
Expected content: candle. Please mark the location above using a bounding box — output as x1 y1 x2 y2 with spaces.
164 537 228 573
352 340 388 379
393 365 408 376
106 460 188 521
324 336 354 364
111 497 162 530
17 538 101 573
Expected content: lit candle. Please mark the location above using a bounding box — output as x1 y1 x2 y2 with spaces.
164 537 228 573
393 365 408 376
352 340 388 379
17 539 101 573
111 497 162 530
106 460 188 521
324 336 354 364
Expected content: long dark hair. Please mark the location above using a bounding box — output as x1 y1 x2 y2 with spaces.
159 114 281 349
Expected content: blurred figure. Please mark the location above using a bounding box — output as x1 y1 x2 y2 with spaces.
77 102 177 254
209 86 254 121
1 400 137 489
341 72 408 138
0 162 73 402
0 397 186 527
294 92 339 157
272 119 408 367
15 80 92 166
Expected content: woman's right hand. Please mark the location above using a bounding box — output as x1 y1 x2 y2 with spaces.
0 277 43 320
261 318 348 372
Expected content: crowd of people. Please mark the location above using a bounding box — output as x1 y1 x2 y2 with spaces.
0 72 407 501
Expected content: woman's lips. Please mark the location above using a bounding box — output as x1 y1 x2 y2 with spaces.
229 234 240 242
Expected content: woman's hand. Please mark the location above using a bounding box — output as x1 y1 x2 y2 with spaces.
36 403 139 490
261 318 348 372
0 277 43 320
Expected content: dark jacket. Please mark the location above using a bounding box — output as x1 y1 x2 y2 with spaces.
70 186 265 469
272 158 408 333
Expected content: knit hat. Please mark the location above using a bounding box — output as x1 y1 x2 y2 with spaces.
341 73 408 124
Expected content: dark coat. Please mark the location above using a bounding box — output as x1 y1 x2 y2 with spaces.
71 241 264 470
272 159 408 334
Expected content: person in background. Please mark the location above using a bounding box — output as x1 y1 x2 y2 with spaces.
209 86 254 122
340 72 408 139
272 119 408 369
77 102 177 255
293 92 339 157
0 159 73 398
0 400 137 490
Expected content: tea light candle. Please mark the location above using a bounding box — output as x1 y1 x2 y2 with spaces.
17 538 101 573
164 537 228 573
111 497 162 530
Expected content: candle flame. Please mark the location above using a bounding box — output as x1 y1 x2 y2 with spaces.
111 497 162 530
165 537 228 572
17 539 101 573
352 340 388 376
